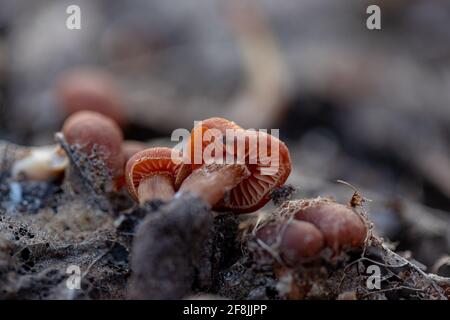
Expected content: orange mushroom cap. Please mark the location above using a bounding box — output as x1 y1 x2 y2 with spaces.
185 117 292 213
125 147 181 202
217 130 291 213
175 118 240 189
187 117 242 169
62 111 124 182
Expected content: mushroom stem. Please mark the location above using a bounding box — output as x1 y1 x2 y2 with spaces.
178 164 250 207
137 174 175 204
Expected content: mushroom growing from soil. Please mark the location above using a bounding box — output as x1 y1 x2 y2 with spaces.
125 147 183 204
60 111 125 191
183 117 292 213
256 220 325 266
255 197 368 266
292 198 368 251
186 117 243 168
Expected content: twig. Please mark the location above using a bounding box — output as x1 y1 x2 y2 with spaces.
362 285 425 298
81 246 112 279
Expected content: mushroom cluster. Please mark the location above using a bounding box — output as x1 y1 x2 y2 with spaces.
10 110 372 296
255 197 368 266
14 112 292 215
181 117 292 213
124 117 292 212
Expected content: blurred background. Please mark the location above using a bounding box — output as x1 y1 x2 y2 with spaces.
0 0 449 268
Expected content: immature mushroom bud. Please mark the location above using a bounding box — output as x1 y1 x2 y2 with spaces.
57 68 126 127
292 198 367 251
11 145 68 181
255 198 367 268
125 147 182 204
185 117 292 213
257 220 324 265
61 111 124 189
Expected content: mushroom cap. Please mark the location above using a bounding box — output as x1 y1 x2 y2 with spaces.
62 111 124 180
280 220 324 262
186 117 291 213
57 68 126 127
219 130 291 213
257 220 324 264
125 147 181 201
188 117 242 169
198 117 241 131
293 199 367 250
176 117 241 189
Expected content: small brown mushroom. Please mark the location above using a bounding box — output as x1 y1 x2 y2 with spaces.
254 198 367 269
177 117 242 187
217 130 291 213
257 220 324 265
125 147 182 203
187 117 242 169
292 198 368 251
184 117 292 213
61 111 124 189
